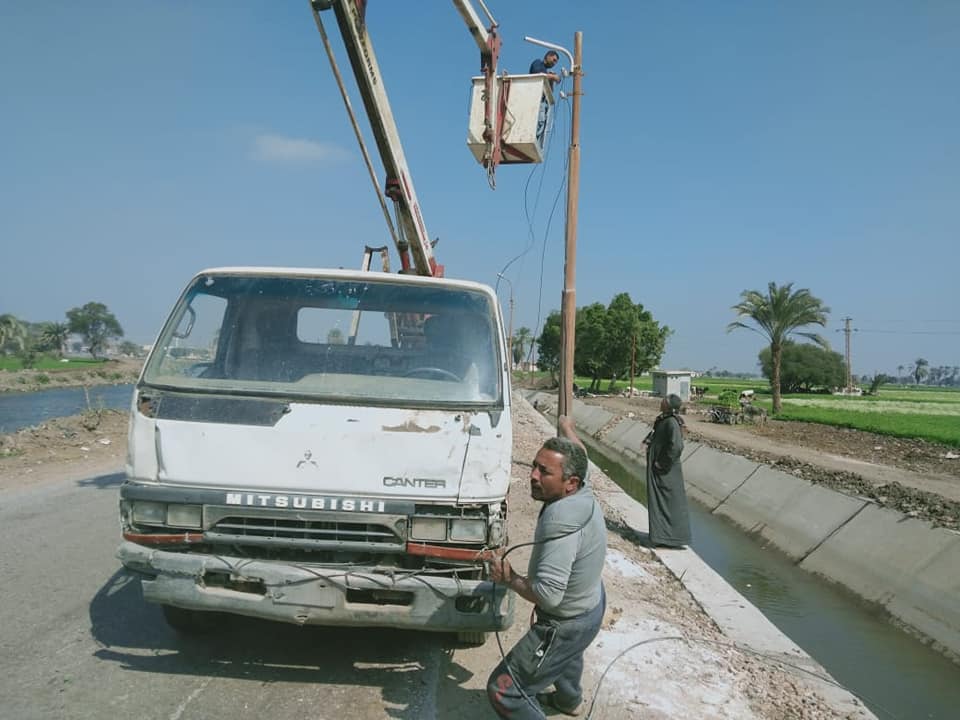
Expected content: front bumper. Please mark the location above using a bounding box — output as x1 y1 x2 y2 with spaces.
118 541 513 632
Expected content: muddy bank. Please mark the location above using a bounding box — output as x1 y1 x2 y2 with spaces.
0 410 128 489
0 358 142 394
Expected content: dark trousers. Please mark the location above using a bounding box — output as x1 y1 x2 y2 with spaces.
487 587 605 719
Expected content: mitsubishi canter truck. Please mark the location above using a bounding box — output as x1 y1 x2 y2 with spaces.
117 267 514 643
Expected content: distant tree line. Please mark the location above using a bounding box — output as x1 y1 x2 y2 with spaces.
725 282 960 412
0 302 133 368
891 358 960 387
701 368 760 379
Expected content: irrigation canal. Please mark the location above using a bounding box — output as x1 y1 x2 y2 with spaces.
582 436 959 720
0 384 134 434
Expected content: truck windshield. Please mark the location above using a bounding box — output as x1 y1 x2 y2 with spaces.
142 274 503 405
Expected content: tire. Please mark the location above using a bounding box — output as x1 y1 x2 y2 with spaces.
161 604 223 634
456 630 489 647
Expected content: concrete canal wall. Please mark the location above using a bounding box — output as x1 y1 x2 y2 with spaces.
523 390 960 662
520 392 874 718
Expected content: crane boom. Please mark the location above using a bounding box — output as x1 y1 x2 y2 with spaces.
452 0 503 173
311 0 440 277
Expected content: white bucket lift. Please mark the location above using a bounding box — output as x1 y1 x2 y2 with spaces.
467 74 555 165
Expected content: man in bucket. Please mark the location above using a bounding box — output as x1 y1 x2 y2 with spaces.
485 416 607 718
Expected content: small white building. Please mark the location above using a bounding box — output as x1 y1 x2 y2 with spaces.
651 370 693 401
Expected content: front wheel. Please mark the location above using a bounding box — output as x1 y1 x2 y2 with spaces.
456 630 489 646
161 604 224 634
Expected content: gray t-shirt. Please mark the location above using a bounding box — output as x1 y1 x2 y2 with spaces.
527 479 607 617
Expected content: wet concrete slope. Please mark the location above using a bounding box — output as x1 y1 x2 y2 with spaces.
522 391 875 718
525 390 960 662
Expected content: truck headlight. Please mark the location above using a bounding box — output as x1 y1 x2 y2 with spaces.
450 518 487 542
132 501 166 526
166 504 202 529
410 517 447 541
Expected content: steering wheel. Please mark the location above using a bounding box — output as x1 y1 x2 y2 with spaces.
403 366 461 382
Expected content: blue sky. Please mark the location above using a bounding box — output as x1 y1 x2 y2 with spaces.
2 1 958 376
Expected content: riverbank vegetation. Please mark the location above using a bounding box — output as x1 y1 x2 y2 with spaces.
0 357 142 394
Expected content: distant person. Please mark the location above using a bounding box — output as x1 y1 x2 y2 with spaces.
529 50 561 148
529 50 560 86
643 394 691 548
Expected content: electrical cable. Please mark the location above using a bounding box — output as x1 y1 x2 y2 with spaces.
494 81 563 295
495 87 570 377
190 487 896 716
578 633 900 720
856 329 960 336
514 97 571 372
487 492 598 715
483 474 897 720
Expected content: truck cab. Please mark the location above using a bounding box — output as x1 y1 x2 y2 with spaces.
118 267 514 641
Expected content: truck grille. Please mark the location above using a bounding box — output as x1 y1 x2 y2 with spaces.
203 508 406 553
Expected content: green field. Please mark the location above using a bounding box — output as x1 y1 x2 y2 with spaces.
768 405 960 446
0 356 107 371
696 377 960 447
524 372 960 447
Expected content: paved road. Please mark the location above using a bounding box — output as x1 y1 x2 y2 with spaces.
0 469 513 720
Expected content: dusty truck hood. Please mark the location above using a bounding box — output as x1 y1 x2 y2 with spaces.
131 400 511 503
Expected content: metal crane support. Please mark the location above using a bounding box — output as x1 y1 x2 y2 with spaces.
350 246 400 346
311 0 442 277
452 0 505 176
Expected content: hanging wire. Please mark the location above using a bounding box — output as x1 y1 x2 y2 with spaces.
526 97 572 369
494 86 569 374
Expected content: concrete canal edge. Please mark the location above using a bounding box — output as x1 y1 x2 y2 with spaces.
523 390 960 664
520 388 958 717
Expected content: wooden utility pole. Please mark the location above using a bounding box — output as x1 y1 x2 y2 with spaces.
841 317 854 392
557 31 583 424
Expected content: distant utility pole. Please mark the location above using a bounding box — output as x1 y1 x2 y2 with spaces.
838 317 856 392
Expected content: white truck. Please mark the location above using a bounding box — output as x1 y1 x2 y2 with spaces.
118 267 514 641
117 0 526 642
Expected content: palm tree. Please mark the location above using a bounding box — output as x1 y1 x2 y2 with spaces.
912 358 928 385
40 321 70 358
0 314 27 355
727 282 830 414
897 364 905 384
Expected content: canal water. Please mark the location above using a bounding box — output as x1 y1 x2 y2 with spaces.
0 384 134 434
583 436 959 720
